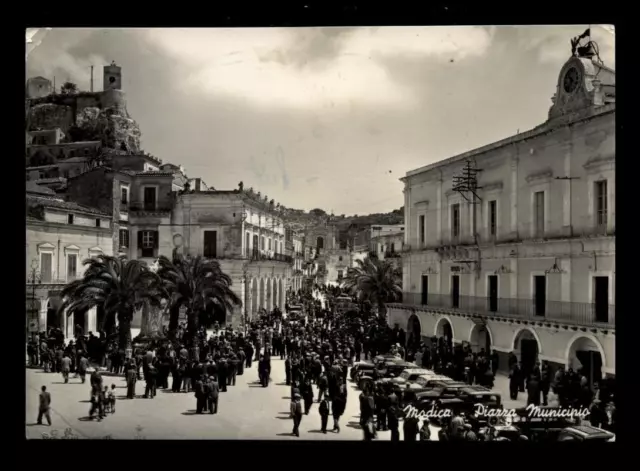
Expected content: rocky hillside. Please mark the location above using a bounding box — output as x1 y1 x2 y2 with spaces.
26 90 142 153
284 206 404 230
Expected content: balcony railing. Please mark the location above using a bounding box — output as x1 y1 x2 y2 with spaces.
250 249 292 264
395 292 615 329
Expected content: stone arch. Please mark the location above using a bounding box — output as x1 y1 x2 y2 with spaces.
565 333 607 387
251 278 258 318
316 236 324 250
273 278 279 310
468 323 493 354
434 316 456 342
259 278 266 311
266 278 273 311
512 327 543 378
407 314 422 348
279 278 285 307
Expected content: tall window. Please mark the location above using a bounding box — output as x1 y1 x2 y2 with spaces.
390 243 395 253
68 214 74 225
139 230 157 258
261 236 265 250
534 191 545 237
489 200 497 237
451 204 460 239
203 231 217 258
337 270 343 281
143 187 157 211
268 238 272 251
67 254 78 281
245 232 251 256
419 215 426 245
40 253 53 283
121 186 129 205
595 180 608 228
119 229 129 249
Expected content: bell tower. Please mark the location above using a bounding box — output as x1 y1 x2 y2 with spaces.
103 60 122 90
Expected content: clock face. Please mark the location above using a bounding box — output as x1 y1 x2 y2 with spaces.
109 76 116 84
563 67 580 93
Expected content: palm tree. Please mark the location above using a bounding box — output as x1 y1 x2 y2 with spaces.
156 254 242 345
343 256 402 321
60 255 165 350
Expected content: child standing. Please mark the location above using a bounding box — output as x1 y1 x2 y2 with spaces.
318 397 330 433
108 384 116 414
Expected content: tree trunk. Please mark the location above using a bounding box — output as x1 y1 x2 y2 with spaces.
378 301 388 325
185 308 198 347
118 317 132 350
168 304 180 340
140 304 150 337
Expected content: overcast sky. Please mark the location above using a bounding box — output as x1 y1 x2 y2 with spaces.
26 26 615 215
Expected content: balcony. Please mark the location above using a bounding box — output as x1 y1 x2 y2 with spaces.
249 249 292 264
395 292 615 329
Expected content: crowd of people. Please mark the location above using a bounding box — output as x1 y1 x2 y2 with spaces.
28 286 616 438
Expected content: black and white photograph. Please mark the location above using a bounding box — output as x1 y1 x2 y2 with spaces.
25 24 615 441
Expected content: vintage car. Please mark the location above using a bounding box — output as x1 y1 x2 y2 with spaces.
556 425 615 442
357 361 418 391
385 368 434 387
412 382 471 408
350 354 405 380
457 387 498 407
412 374 456 389
482 425 524 441
509 407 582 442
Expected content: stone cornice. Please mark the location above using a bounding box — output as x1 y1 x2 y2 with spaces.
525 168 553 185
482 181 503 193
583 154 615 173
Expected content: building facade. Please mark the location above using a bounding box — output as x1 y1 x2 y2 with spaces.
26 183 113 338
389 54 615 385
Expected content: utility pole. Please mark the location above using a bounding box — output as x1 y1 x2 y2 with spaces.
555 176 580 238
452 160 483 278
90 65 94 92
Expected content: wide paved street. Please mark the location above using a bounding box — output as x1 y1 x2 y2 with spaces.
26 356 551 440
27 358 383 440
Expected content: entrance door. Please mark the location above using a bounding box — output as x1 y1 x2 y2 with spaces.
421 275 429 305
451 275 460 308
203 231 217 258
576 350 603 390
534 276 546 317
488 275 498 312
594 276 609 323
520 339 538 379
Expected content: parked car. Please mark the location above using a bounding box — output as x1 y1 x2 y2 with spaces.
556 425 615 442
350 354 401 380
483 425 524 442
510 407 581 442
413 375 456 389
357 361 418 391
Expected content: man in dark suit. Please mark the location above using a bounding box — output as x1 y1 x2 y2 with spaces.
37 385 52 426
208 376 219 414
195 376 205 414
236 350 245 376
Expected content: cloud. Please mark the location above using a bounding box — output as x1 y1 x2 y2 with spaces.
144 27 494 110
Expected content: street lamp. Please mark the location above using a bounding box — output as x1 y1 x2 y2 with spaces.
27 258 42 339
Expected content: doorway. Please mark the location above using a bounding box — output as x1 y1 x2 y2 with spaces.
46 301 58 330
534 275 546 317
520 339 538 379
451 275 460 308
488 275 498 312
594 276 609 323
576 350 603 390
421 275 429 305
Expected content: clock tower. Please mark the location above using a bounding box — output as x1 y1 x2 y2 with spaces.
103 60 122 91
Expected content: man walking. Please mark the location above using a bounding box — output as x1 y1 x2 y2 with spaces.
61 353 71 384
290 393 303 437
208 376 219 414
37 385 52 426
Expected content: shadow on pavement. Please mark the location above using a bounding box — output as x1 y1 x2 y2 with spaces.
26 423 45 427
346 421 362 430
78 400 92 403
307 430 326 434
282 396 291 400
51 382 69 385
276 432 295 437
275 382 288 386
248 384 264 388
274 416 291 420
78 416 96 421
182 410 207 416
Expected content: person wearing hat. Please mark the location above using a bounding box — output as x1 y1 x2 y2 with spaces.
290 393 303 436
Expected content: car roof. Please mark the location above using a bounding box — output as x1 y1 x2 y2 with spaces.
564 425 615 439
402 368 431 375
460 387 493 394
417 374 450 381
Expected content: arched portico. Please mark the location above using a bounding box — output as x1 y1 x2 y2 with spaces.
434 316 455 346
251 278 258 317
469 324 493 354
565 333 607 388
407 314 422 348
279 279 285 307
266 278 273 311
259 278 265 311
512 327 542 379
